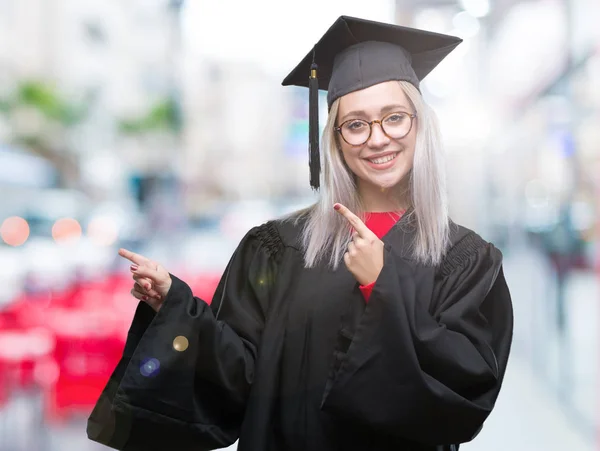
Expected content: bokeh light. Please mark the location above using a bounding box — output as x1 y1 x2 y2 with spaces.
1 216 30 246
87 216 119 246
459 0 491 18
140 357 161 377
52 218 82 243
33 358 61 388
452 11 480 39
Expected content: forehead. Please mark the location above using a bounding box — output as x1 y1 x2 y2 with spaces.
337 81 409 116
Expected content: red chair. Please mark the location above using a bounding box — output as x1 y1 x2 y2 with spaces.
184 272 222 305
43 303 130 423
0 327 56 394
0 358 8 408
35 270 221 423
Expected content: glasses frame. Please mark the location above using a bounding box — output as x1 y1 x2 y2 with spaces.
335 111 417 146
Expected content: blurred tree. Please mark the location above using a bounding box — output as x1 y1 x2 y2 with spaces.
0 80 90 187
0 98 9 114
16 82 85 125
117 95 183 220
118 97 181 135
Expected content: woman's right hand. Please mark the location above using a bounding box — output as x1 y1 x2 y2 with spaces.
118 248 173 312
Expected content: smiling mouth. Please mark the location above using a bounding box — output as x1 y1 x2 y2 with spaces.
366 152 399 165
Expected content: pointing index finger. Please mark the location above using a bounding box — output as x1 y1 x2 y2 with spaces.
118 248 150 266
334 203 374 239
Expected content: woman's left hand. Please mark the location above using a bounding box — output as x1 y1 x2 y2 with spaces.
334 203 384 286
118 248 173 312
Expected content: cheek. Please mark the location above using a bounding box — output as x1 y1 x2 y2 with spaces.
402 132 417 164
403 147 416 172
405 142 416 162
339 143 360 167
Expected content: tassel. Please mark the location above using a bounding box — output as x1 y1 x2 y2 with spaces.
308 61 320 191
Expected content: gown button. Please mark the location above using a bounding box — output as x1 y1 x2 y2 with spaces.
173 335 189 352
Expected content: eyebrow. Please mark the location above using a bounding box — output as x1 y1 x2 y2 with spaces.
339 104 411 123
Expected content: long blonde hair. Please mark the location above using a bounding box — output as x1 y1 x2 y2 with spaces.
289 81 450 269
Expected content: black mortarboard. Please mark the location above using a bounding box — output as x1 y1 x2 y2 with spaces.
282 15 462 190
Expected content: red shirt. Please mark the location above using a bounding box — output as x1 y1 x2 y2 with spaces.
358 211 405 302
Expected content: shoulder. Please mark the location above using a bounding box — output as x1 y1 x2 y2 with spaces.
245 208 308 257
447 221 489 253
267 208 310 251
439 220 502 277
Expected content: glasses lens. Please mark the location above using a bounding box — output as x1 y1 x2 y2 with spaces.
382 112 412 139
341 120 370 145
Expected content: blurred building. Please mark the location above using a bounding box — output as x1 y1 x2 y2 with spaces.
180 58 294 217
395 0 600 440
0 0 183 197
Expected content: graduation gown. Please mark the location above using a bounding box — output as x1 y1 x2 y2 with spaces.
87 211 513 451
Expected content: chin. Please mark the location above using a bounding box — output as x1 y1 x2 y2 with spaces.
366 175 402 190
377 170 409 186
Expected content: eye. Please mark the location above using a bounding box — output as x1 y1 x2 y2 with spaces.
384 113 407 123
345 120 367 131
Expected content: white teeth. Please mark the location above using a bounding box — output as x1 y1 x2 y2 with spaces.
369 153 398 164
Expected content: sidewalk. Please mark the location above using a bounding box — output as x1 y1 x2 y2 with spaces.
462 243 597 451
462 355 594 451
221 357 594 451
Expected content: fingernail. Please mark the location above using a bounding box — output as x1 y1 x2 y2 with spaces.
145 284 151 290
333 204 340 211
130 264 138 271
142 295 149 301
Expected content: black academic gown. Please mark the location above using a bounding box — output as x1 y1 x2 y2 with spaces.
87 212 513 451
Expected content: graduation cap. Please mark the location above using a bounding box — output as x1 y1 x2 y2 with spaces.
282 15 462 190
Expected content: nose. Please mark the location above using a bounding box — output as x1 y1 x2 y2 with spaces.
367 121 390 148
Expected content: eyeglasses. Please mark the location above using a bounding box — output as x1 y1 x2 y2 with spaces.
335 111 417 146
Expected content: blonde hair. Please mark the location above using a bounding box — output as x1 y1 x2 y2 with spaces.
289 81 450 269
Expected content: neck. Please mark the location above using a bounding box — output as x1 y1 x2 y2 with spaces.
358 179 410 212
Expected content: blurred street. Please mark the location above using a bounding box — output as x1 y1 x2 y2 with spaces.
463 357 594 451
1 0 600 449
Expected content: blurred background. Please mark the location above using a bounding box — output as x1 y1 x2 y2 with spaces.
0 0 598 450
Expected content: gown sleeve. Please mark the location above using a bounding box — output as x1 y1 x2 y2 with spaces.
320 232 513 446
87 224 280 451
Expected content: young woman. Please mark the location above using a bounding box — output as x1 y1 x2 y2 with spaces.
88 16 513 451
